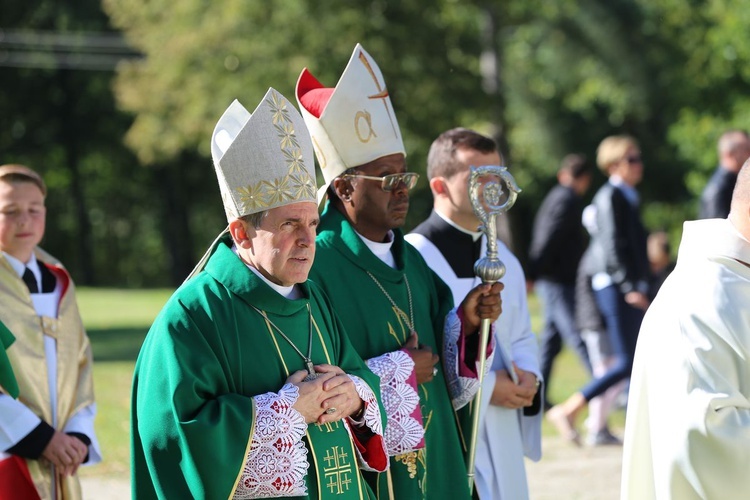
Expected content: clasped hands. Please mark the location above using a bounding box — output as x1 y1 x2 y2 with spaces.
490 362 539 409
41 430 88 477
288 364 364 425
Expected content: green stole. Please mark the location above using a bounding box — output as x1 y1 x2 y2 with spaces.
256 305 367 499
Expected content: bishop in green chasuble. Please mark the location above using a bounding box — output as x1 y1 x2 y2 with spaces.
132 240 387 499
295 44 501 500
309 207 494 500
132 89 388 500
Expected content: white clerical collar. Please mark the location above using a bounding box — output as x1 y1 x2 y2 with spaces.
355 229 397 268
434 209 483 242
3 251 41 284
609 175 640 206
231 244 301 299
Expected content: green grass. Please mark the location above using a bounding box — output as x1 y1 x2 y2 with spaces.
76 288 172 477
77 287 622 478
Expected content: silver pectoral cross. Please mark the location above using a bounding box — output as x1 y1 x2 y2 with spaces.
304 359 318 381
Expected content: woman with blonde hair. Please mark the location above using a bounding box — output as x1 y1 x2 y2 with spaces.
547 135 650 445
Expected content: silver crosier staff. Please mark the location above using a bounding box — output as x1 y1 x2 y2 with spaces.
465 165 521 493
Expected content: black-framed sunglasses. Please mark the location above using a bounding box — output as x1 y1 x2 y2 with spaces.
342 172 420 192
625 155 643 164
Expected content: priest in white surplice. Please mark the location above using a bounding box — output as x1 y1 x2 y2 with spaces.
621 159 750 499
406 128 542 500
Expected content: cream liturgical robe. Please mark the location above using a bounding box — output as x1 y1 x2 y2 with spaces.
622 219 750 500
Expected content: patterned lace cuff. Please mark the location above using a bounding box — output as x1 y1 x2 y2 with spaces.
366 350 425 455
443 309 495 410
234 384 308 499
347 375 383 436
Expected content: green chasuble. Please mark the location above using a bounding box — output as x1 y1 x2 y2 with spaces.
309 205 471 500
132 238 386 499
0 319 18 398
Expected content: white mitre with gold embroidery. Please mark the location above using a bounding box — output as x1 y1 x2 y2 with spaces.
296 43 406 202
186 89 316 281
211 87 317 220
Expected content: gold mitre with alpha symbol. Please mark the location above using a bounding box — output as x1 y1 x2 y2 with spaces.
296 43 406 203
211 87 317 220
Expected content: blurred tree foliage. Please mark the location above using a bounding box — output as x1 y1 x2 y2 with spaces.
3 0 748 285
0 0 167 286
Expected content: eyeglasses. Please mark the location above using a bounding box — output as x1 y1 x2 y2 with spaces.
342 172 420 192
625 155 643 164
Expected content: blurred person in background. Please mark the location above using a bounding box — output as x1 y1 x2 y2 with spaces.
527 153 593 410
547 135 650 444
646 230 675 301
698 129 750 219
575 205 626 447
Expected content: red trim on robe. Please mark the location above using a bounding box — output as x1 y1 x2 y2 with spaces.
0 456 41 500
456 308 494 378
350 423 388 472
43 263 70 316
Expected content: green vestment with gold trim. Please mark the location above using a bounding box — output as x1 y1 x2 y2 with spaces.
132 239 385 499
309 206 472 500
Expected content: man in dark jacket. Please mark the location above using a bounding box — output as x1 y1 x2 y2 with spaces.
699 129 750 219
528 154 592 407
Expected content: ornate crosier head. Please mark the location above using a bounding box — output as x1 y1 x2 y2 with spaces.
469 165 521 284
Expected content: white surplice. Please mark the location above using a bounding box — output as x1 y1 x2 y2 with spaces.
406 230 542 500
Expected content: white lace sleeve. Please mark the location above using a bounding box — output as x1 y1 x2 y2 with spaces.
233 384 309 499
366 350 425 456
443 309 496 410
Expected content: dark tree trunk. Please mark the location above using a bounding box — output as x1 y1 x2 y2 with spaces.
58 69 95 284
480 4 519 254
155 160 195 286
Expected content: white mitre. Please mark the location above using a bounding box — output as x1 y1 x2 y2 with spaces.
212 87 317 220
296 43 406 203
186 89 316 281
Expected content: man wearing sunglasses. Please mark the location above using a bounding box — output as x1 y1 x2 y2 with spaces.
296 44 503 500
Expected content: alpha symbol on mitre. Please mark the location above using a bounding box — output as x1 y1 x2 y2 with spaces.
355 110 378 143
358 51 398 138
312 136 327 169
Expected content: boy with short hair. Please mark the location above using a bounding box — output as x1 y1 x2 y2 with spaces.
0 164 100 500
